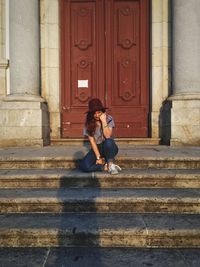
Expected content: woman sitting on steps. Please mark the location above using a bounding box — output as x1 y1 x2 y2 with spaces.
79 98 122 175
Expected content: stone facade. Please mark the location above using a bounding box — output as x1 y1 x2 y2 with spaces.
0 0 50 147
0 0 199 147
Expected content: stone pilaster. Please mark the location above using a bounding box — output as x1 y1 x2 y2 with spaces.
40 0 61 139
170 0 200 146
0 0 50 147
151 0 171 142
0 0 8 98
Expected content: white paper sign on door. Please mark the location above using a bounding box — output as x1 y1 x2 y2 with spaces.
78 80 88 88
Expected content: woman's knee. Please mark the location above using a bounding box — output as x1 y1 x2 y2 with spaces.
103 138 118 155
103 138 117 149
79 159 91 172
103 138 115 147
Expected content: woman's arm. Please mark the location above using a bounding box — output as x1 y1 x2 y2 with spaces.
100 113 113 138
88 135 103 164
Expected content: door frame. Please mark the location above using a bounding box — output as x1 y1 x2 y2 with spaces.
60 0 151 138
39 0 170 140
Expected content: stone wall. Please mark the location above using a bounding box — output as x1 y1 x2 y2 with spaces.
0 101 50 147
170 96 200 146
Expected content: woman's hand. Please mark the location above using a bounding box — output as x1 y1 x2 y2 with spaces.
96 158 104 165
99 112 107 124
99 113 113 138
88 136 105 165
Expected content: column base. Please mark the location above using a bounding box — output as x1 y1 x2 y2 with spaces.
169 94 200 146
0 97 50 147
3 94 46 102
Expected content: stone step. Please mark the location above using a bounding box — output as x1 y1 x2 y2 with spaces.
51 138 161 146
0 156 199 170
0 168 200 189
0 145 200 170
0 213 200 248
1 247 200 267
1 188 200 214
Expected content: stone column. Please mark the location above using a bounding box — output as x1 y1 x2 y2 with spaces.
8 0 41 100
0 0 50 147
169 0 200 145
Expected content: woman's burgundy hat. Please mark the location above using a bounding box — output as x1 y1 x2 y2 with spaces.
88 98 107 113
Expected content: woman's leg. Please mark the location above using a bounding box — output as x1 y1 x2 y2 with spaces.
101 138 118 163
79 149 103 172
101 138 121 174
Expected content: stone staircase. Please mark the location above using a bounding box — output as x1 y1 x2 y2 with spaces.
0 145 200 252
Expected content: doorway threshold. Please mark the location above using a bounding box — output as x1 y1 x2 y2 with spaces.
51 138 160 146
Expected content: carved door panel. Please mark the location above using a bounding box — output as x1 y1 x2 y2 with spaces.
105 0 149 137
61 0 105 137
61 0 149 137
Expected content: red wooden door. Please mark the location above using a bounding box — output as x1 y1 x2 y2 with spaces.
61 0 149 138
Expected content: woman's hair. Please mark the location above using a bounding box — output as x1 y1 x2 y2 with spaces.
85 108 106 136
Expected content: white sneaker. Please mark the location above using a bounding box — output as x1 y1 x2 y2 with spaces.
108 163 122 175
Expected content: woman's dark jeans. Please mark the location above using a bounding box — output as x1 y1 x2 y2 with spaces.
79 138 118 172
